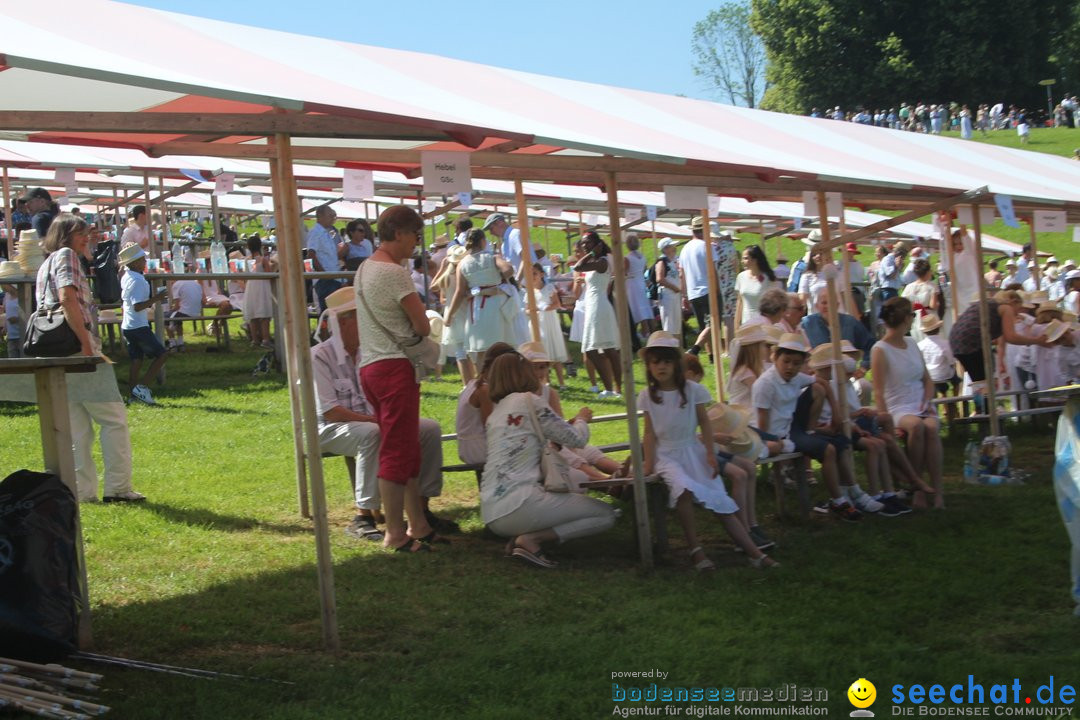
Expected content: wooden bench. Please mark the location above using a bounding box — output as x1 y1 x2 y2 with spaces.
950 404 1064 429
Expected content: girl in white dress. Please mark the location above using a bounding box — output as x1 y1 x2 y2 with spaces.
573 231 622 399
568 241 600 392
639 332 777 571
871 297 943 508
531 264 568 387
242 234 275 348
900 258 938 342
734 245 782 325
655 239 682 337
624 234 654 336
431 245 475 385
726 323 769 409
445 229 516 366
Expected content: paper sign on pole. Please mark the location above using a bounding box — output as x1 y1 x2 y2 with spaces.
1034 210 1067 233
793 217 803 231
801 191 843 218
422 201 437 216
55 167 77 195
251 193 263 206
343 169 375 201
645 206 658 221
456 192 472 209
994 194 1019 228
624 208 643 224
213 173 234 196
707 196 721 218
421 151 472 194
980 207 997 226
584 214 601 226
956 206 974 225
663 185 708 211
545 206 564 218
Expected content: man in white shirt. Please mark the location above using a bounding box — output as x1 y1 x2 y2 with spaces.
305 204 345 311
1000 259 1021 288
312 287 454 541
120 204 150 250
900 245 928 285
878 242 904 301
483 212 535 278
1014 243 1033 287
679 216 711 335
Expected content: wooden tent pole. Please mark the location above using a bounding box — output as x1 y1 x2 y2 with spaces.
605 171 652 569
2 165 11 257
152 175 166 345
972 204 1000 436
514 179 542 342
942 213 962 326
268 142 310 519
211 194 221 243
816 192 854 469
837 211 857 317
700 211 726 400
275 133 339 651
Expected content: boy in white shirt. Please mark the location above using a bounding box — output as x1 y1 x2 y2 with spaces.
751 333 863 522
915 313 959 420
119 243 171 405
166 278 205 351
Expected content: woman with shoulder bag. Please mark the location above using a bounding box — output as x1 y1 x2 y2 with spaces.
32 213 145 503
481 352 617 568
355 205 440 553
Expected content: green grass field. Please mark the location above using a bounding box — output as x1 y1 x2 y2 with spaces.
1 328 1077 719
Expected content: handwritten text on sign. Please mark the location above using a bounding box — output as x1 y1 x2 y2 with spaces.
421 152 473 194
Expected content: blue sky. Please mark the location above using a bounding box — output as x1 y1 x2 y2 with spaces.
122 0 721 100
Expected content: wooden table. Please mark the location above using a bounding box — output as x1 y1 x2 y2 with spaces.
0 356 102 649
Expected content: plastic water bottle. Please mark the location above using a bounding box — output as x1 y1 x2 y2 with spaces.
171 239 185 273
210 239 227 274
962 441 978 483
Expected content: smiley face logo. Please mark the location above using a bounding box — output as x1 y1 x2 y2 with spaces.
847 678 876 709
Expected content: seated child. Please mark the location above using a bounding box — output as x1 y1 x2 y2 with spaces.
726 323 770 409
915 313 960 422
456 342 518 469
752 333 863 522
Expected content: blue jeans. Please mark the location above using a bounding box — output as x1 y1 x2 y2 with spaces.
314 278 345 312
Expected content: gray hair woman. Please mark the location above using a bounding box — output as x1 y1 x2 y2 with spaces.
34 213 144 502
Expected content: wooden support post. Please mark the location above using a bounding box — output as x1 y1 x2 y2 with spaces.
514 179 542 342
942 213 962 326
211 195 221 243
268 148 310 519
817 191 854 451
275 133 339 651
837 212 857 317
152 176 166 348
700 212 727 400
973 204 1001 437
1 165 11 257
605 172 653 570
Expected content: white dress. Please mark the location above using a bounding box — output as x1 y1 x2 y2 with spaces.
581 265 619 352
658 260 682 337
625 251 652 324
536 284 569 363
458 252 514 353
242 254 274 321
441 269 468 356
901 281 937 341
878 338 929 425
638 381 739 515
734 271 781 325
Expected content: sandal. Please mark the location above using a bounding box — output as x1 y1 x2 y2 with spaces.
392 539 431 553
413 530 450 546
511 545 558 569
344 516 384 542
688 546 715 572
749 555 779 570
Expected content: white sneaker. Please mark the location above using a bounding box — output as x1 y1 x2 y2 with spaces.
848 487 884 513
597 390 611 399
130 384 157 405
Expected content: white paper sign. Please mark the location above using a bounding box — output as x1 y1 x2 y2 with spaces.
956 206 974 225
980 207 997 226
624 208 643 224
1034 210 1067 233
55 167 75 185
584 214 601 226
545 206 564 218
213 173 234 196
663 185 708 211
342 169 375 201
793 217 803 231
801 191 843 218
994 194 1019 228
707 196 721 218
645 206 658 221
456 192 472 209
421 151 472 194
251 193 263 206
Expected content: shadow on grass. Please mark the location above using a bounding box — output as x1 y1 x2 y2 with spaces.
0 401 40 417
136 502 312 536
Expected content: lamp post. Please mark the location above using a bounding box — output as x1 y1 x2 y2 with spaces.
1040 78 1057 122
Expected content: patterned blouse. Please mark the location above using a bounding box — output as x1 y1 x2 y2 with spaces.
36 247 97 349
950 300 1001 355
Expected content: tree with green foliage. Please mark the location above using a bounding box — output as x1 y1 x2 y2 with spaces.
691 1 769 107
750 0 1073 113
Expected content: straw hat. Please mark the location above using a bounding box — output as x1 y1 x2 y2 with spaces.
430 234 450 249
1005 258 1018 267
1063 311 1078 324
1044 318 1070 343
690 216 704 231
426 310 444 343
808 344 841 369
0 260 24 280
657 238 678 251
920 313 943 333
776 332 810 353
117 243 146 266
762 325 783 345
838 339 863 363
1064 259 1077 270
734 323 769 346
446 245 467 264
706 403 757 455
1027 290 1050 306
893 240 910 255
638 330 682 359
802 229 822 246
518 341 551 363
1047 256 1060 265
1036 302 1062 318
324 286 356 315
